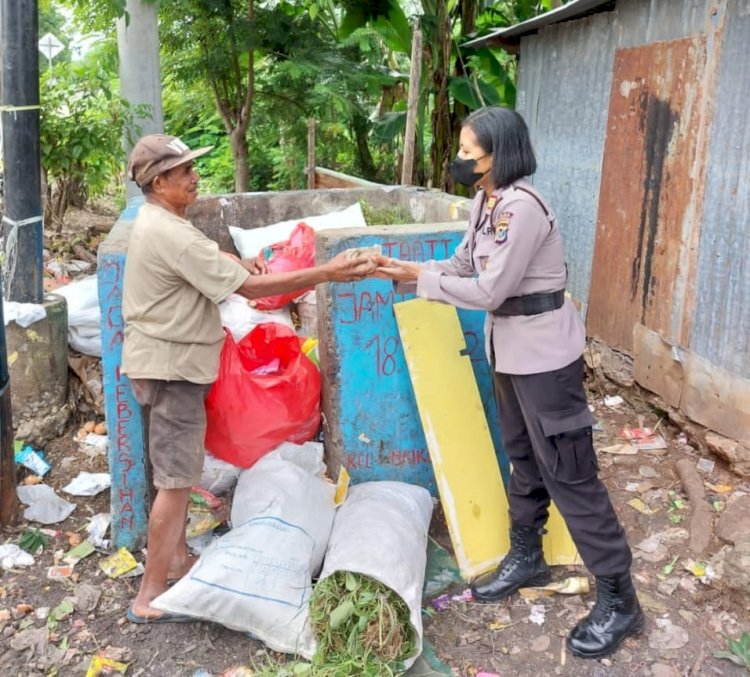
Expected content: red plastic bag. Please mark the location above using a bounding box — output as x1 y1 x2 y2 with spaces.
204 323 321 468
254 222 315 310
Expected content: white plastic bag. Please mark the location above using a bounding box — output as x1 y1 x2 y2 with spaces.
218 294 294 342
53 275 101 356
318 481 433 669
229 203 366 260
16 484 76 524
2 301 46 328
62 472 111 496
153 441 334 658
198 452 242 496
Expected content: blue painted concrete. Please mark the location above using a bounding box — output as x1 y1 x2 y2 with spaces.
99 204 150 550
319 229 508 495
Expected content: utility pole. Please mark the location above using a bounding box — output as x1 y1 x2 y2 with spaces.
1 0 42 526
1 0 44 303
0 279 17 526
117 0 164 201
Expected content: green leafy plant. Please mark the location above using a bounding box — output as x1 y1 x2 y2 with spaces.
40 42 146 228
309 571 416 676
19 528 51 554
714 632 750 669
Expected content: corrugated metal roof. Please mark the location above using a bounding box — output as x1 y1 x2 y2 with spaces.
464 0 615 49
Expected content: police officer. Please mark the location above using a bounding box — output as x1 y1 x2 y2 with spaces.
377 106 643 659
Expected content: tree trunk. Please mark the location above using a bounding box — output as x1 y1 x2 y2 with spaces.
230 128 250 193
352 111 378 181
428 4 453 192
450 0 479 197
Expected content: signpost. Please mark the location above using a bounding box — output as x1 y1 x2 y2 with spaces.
38 32 64 70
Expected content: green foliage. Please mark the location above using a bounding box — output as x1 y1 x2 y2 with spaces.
40 42 146 224
309 571 416 676
359 200 413 226
714 632 750 669
19 528 50 554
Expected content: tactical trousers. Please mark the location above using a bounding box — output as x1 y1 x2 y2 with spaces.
493 357 633 576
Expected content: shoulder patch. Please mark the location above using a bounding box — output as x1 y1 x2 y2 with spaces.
493 211 512 245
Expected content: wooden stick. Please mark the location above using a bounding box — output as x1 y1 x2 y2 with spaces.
307 118 316 190
401 26 422 186
675 458 713 555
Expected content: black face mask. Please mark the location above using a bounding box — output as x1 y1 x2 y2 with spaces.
449 155 487 187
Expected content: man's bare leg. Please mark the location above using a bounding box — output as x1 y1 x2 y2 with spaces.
131 487 191 618
168 491 197 580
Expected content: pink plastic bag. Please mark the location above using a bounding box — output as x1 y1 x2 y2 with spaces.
253 222 315 310
204 323 321 468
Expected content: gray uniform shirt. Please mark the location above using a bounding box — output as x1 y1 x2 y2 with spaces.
414 178 585 375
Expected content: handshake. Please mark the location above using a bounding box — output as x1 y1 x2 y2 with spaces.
322 246 422 283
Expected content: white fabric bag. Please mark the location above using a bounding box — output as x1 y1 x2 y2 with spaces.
153 442 334 658
53 275 101 356
228 202 366 260
318 481 433 669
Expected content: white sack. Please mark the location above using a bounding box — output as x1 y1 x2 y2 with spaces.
153 441 334 658
53 275 101 356
318 481 433 669
218 294 294 342
229 203 366 260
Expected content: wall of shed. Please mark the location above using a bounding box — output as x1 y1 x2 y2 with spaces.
515 0 750 444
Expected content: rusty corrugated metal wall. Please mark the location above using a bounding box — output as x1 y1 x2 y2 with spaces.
514 0 749 442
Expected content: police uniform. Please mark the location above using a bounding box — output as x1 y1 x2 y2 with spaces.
413 179 632 577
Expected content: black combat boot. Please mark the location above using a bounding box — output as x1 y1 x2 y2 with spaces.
470 524 550 603
567 572 644 658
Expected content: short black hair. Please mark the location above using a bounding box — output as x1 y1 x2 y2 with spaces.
141 182 154 195
463 107 537 188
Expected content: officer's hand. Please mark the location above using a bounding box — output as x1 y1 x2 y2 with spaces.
323 251 378 282
375 257 421 282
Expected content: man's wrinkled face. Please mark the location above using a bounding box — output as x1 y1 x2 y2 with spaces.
154 161 199 213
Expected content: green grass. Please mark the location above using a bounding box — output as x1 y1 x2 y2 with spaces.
359 200 414 227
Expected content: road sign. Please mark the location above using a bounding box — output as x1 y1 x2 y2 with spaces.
38 32 64 63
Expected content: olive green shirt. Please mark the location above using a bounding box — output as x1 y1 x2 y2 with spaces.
121 202 249 383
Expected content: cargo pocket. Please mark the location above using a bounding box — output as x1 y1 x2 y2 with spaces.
538 407 597 485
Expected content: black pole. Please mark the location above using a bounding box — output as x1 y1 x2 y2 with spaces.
1 0 44 303
0 277 17 526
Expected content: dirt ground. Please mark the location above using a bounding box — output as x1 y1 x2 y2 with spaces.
2 372 749 677
1 210 748 675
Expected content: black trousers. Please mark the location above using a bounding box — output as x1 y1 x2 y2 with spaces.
494 357 632 576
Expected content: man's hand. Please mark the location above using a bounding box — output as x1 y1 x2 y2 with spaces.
323 251 378 282
240 257 268 275
374 256 421 282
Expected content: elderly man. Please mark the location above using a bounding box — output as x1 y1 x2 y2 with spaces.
122 134 375 623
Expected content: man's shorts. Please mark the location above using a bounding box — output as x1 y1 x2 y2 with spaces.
129 379 211 490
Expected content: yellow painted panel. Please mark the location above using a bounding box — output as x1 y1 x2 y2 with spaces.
544 501 582 566
394 299 509 578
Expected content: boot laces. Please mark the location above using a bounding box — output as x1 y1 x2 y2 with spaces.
497 530 532 575
589 577 619 624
